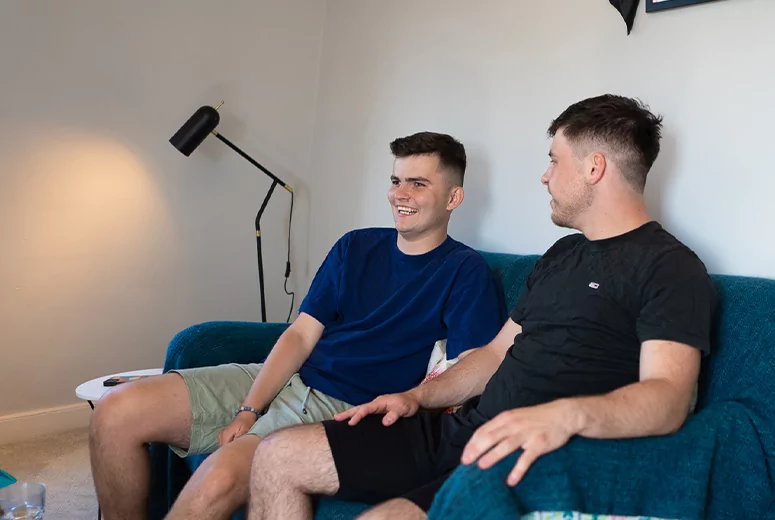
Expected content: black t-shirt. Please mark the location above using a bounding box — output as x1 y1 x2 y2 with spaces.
442 221 716 448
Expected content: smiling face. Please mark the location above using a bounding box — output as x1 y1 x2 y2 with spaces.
388 154 460 240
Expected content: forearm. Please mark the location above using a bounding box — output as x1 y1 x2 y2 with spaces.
566 379 693 439
409 345 502 409
240 328 313 411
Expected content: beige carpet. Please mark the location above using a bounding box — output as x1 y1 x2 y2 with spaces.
0 427 98 519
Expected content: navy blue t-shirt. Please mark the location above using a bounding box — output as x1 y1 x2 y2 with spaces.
298 228 506 405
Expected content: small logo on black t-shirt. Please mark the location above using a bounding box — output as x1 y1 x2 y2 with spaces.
588 282 600 289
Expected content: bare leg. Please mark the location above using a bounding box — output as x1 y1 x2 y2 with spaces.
90 373 192 520
166 434 261 520
357 499 426 520
248 424 339 520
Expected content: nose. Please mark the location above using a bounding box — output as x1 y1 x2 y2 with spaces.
540 168 550 186
393 184 410 200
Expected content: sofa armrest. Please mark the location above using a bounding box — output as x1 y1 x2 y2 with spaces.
163 321 290 372
430 403 763 520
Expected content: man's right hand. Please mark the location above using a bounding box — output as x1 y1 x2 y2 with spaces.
218 412 258 447
335 391 421 426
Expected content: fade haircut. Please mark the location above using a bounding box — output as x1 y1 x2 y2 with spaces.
548 94 663 193
390 131 466 187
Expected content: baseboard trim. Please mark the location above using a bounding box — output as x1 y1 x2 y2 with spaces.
0 403 92 445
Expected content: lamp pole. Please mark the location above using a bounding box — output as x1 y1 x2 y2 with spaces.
209 131 292 322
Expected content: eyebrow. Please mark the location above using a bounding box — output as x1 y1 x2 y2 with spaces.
391 175 432 184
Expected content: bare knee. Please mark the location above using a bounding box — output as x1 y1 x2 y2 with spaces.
90 373 188 447
191 459 245 508
251 432 288 481
90 385 143 444
357 499 427 520
187 436 258 505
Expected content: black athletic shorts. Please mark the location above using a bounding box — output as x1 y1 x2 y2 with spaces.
322 411 464 511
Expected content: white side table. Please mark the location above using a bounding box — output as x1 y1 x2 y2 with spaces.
75 368 163 520
76 368 164 408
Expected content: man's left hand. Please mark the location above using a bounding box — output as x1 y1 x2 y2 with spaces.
460 399 579 487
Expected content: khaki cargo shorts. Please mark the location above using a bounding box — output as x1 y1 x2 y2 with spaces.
169 363 353 457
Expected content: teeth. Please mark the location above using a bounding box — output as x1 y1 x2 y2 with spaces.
397 206 418 215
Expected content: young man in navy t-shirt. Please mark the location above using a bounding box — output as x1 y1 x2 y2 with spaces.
89 132 506 519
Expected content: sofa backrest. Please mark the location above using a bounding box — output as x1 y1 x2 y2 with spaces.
479 252 539 311
480 252 775 417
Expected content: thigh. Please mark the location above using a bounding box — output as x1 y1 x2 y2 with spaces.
247 374 352 439
169 363 263 456
254 423 341 496
323 412 447 505
95 372 193 449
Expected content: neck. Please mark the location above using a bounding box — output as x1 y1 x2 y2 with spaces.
396 227 448 255
576 197 651 241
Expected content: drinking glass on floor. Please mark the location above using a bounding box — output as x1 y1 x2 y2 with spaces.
0 482 46 519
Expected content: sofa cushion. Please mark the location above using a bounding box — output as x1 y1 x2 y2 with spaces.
700 275 775 411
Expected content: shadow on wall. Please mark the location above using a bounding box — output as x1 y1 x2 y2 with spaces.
644 130 677 225
644 130 720 271
449 148 493 250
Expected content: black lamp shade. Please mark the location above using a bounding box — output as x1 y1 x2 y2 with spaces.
170 105 221 156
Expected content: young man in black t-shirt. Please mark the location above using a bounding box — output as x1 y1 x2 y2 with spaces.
245 95 717 520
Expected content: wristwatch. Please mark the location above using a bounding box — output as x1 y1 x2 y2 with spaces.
234 406 262 420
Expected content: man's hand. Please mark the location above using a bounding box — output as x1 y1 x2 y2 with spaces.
335 391 421 426
461 399 578 487
218 412 258 447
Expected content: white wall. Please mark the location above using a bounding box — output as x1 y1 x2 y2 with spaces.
0 1 326 421
4 0 774 435
309 0 775 283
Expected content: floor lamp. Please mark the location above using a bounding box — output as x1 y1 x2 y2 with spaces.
169 102 294 322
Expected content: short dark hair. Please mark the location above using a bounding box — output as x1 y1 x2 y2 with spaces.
390 131 466 187
548 94 663 193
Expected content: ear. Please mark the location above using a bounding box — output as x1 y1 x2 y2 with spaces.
587 152 607 185
446 186 464 211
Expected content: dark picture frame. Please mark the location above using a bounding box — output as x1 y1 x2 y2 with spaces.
646 0 723 12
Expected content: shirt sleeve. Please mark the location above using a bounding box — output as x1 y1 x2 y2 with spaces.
636 250 717 355
443 257 508 359
298 233 351 326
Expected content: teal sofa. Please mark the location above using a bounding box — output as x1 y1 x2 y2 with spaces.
148 252 775 519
